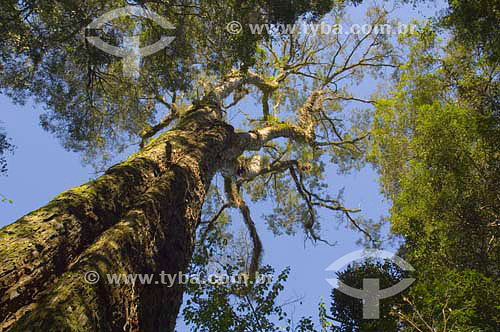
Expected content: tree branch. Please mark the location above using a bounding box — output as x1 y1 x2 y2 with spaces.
140 111 179 148
223 176 262 279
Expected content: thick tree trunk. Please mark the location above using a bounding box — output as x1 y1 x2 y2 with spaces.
0 106 240 331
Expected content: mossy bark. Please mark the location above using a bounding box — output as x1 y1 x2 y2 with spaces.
0 106 240 331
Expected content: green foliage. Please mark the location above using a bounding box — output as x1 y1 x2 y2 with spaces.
370 27 500 331
442 0 500 63
183 225 318 332
263 0 347 25
183 264 309 332
404 269 499 331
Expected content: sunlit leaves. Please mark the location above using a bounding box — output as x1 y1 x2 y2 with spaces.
369 27 500 331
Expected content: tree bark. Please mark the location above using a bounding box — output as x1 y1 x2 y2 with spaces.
0 105 241 331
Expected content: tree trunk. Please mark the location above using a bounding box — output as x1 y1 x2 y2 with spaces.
0 105 240 331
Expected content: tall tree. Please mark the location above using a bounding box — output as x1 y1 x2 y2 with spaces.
0 1 398 330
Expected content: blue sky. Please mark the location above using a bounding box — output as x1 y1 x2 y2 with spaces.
0 1 446 330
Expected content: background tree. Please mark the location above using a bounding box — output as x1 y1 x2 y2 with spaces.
326 260 405 332
369 23 499 331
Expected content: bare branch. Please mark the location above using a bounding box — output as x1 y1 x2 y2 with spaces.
315 133 369 148
288 164 335 245
199 203 230 244
223 177 263 279
140 111 179 148
240 123 310 151
238 160 299 183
